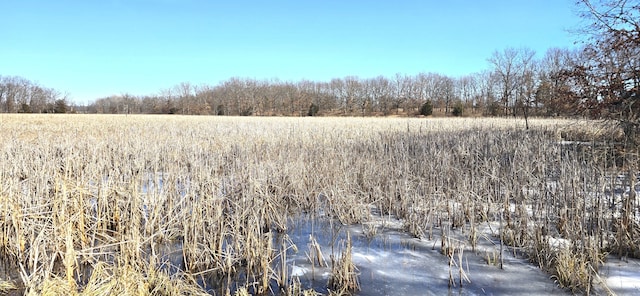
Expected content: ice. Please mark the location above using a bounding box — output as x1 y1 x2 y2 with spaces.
284 216 568 295
596 257 640 295
290 265 308 277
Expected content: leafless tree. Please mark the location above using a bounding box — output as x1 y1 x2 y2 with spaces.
574 0 640 142
514 48 537 128
488 48 520 116
457 75 479 113
0 76 67 113
436 75 456 114
368 76 392 115
536 48 579 116
488 47 537 120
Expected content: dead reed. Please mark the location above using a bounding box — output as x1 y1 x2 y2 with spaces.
0 114 635 294
327 233 359 295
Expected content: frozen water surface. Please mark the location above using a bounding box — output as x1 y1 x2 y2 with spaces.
284 215 568 295
596 257 640 295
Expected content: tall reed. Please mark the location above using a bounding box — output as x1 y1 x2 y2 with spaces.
0 114 634 294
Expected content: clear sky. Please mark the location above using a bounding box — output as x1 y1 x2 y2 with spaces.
1 0 582 104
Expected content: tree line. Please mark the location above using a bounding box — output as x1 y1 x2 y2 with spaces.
0 50 581 118
0 75 70 114
85 46 582 118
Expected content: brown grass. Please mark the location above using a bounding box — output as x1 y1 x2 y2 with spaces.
0 114 635 294
328 233 359 295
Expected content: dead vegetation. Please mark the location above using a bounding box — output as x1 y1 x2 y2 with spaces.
0 114 637 295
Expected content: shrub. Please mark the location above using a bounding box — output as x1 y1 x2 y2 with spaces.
307 103 319 116
419 101 433 116
485 101 501 116
240 107 253 116
54 99 68 113
19 103 32 113
216 105 225 115
452 103 463 117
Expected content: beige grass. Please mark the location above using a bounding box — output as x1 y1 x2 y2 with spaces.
0 114 632 294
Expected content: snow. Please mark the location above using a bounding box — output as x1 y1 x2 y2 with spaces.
547 236 571 251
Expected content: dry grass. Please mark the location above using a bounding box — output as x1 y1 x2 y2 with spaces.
31 260 209 296
327 233 359 295
0 278 17 293
0 114 636 294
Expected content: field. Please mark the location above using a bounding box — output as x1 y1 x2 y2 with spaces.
1 114 639 295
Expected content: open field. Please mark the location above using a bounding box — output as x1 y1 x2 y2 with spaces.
0 114 638 295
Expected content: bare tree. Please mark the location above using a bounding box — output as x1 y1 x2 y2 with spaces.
368 76 392 115
344 76 361 115
393 73 407 114
517 59 538 129
489 47 537 121
457 75 479 114
0 76 66 113
437 75 455 114
537 48 579 116
514 48 537 129
574 0 640 143
0 76 25 113
488 48 520 116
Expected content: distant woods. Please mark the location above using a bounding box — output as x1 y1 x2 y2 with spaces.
0 44 627 120
0 76 70 113
86 54 579 118
81 46 601 118
80 34 634 120
0 61 581 117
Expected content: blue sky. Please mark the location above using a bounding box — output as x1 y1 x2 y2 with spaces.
2 0 581 104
